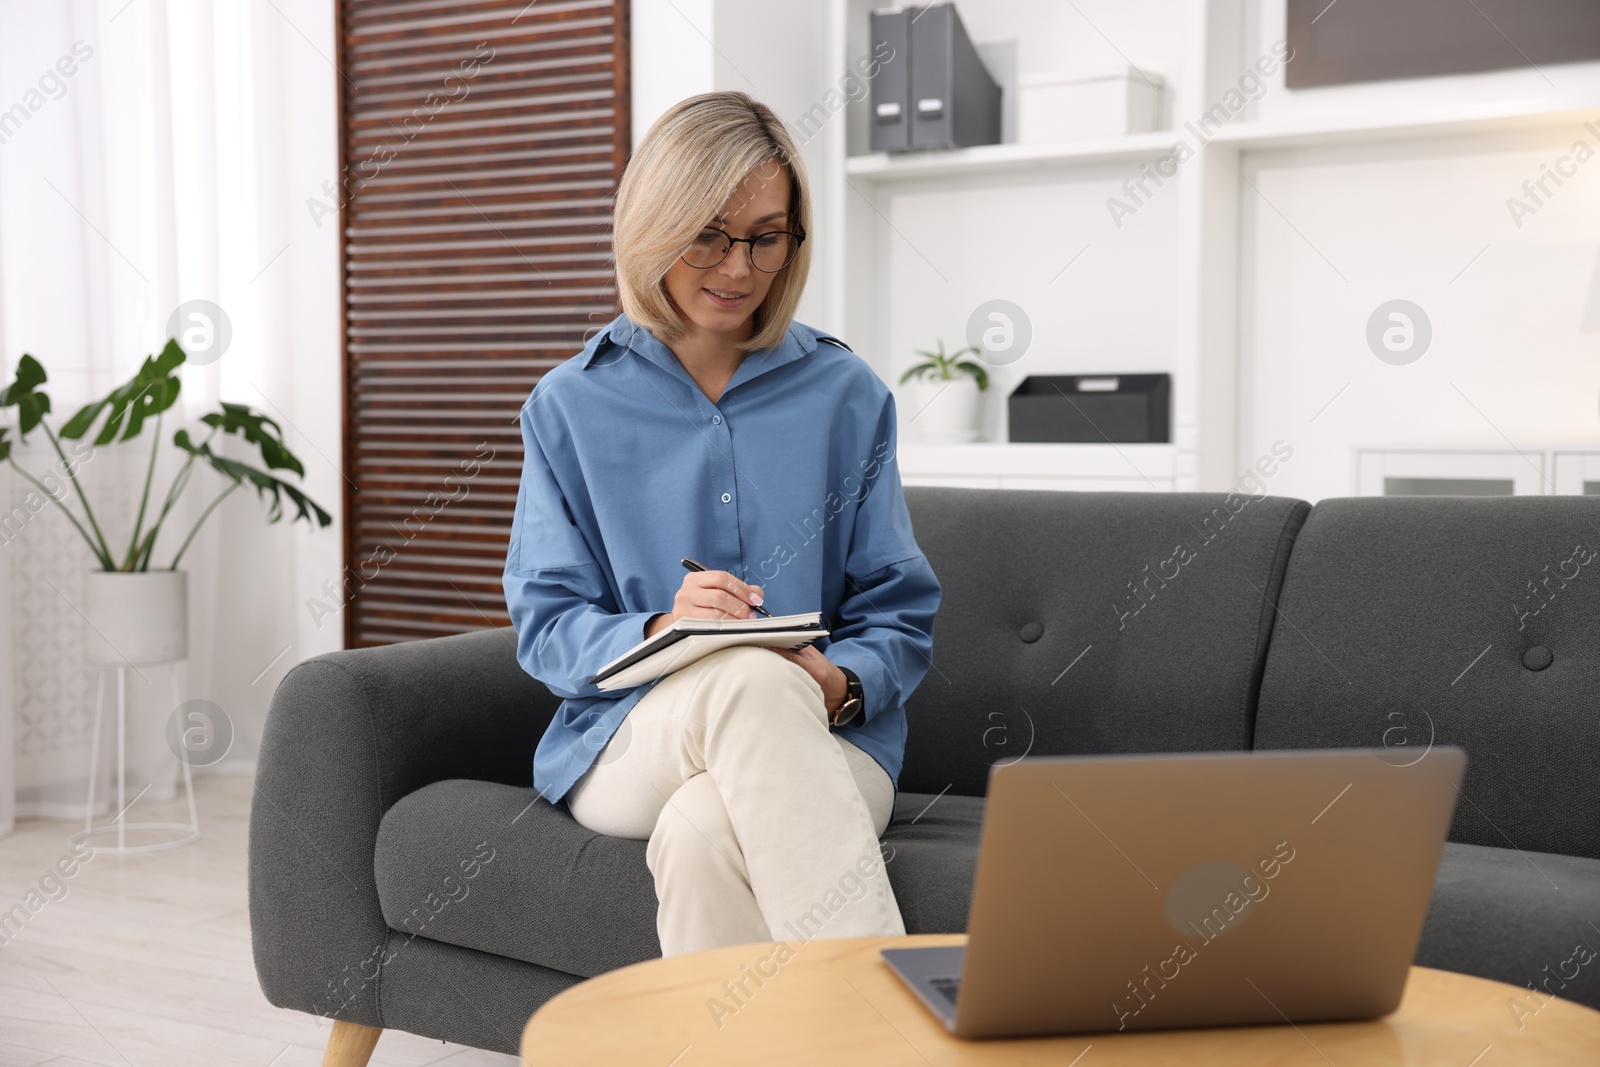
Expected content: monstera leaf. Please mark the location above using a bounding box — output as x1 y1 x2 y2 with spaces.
0 354 53 440
2 339 333 571
61 339 184 445
200 402 303 475
173 429 332 528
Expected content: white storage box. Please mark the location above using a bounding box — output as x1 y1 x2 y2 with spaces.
1018 66 1164 142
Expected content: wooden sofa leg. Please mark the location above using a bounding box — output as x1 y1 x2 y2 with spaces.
321 1020 382 1067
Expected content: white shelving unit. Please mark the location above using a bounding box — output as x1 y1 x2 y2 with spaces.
1358 447 1600 497
1553 451 1600 496
796 0 1600 497
844 131 1184 181
1355 449 1546 497
1210 100 1600 150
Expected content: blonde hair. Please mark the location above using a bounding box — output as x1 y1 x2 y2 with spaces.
613 91 812 353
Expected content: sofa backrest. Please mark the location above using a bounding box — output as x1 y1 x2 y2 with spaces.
901 487 1309 797
1253 496 1600 861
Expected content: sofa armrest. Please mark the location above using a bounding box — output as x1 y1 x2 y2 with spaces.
248 627 558 1027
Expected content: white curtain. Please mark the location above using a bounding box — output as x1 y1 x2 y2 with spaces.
0 0 343 833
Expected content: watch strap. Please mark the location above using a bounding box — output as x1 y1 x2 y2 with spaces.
832 666 864 726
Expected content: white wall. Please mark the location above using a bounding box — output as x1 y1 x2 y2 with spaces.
1223 3 1600 499
1245 0 1600 127
1239 128 1600 501
712 0 834 330
630 0 838 330
630 0 715 144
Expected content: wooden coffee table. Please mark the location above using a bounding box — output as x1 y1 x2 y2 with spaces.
521 933 1600 1065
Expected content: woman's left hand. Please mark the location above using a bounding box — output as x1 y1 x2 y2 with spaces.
766 645 847 715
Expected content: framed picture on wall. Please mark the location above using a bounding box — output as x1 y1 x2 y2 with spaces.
1286 0 1600 88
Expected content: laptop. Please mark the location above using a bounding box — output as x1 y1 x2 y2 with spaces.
881 747 1466 1039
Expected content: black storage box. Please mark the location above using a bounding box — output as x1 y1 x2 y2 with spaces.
1007 374 1171 443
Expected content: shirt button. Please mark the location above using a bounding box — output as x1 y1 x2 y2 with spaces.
721 493 732 503
712 415 722 425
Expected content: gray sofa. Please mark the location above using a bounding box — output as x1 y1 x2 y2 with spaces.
249 487 1600 1059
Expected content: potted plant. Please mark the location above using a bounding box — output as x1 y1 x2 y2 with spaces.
0 339 331 666
898 340 989 443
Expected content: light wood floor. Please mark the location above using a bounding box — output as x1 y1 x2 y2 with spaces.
0 772 518 1066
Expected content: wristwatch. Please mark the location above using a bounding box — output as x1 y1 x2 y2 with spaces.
830 667 864 727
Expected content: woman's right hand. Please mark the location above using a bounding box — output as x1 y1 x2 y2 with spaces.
645 569 764 638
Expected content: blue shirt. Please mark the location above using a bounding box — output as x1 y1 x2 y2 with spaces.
503 313 941 808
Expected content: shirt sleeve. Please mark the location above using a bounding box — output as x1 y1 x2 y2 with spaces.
823 390 942 726
503 393 656 700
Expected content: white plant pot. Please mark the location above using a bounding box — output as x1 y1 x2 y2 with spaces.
83 570 189 666
908 377 981 443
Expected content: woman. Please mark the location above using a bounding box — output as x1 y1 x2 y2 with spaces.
503 91 941 957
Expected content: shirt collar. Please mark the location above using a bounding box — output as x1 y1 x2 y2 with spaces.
582 313 823 397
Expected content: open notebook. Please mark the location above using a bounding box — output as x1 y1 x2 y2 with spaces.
588 612 829 692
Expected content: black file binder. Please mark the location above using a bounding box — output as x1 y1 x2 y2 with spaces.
870 4 1001 154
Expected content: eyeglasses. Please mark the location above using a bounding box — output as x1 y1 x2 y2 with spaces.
679 227 806 273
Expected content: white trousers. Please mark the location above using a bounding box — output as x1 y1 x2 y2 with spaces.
565 645 905 957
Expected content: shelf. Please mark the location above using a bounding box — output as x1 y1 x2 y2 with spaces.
1211 101 1600 151
843 131 1183 183
838 97 1600 183
842 102 1600 185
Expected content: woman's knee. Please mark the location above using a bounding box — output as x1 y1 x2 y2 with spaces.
836 736 895 837
647 773 743 874
689 644 792 680
686 646 826 714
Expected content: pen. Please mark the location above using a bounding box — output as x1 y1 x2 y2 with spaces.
681 556 773 617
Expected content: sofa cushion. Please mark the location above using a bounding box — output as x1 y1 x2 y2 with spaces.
1253 496 1600 860
375 783 1600 1013
1419 842 1600 1012
374 780 984 977
879 790 984 935
902 487 1309 797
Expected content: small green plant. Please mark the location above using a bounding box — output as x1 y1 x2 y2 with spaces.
0 339 331 572
897 340 989 390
